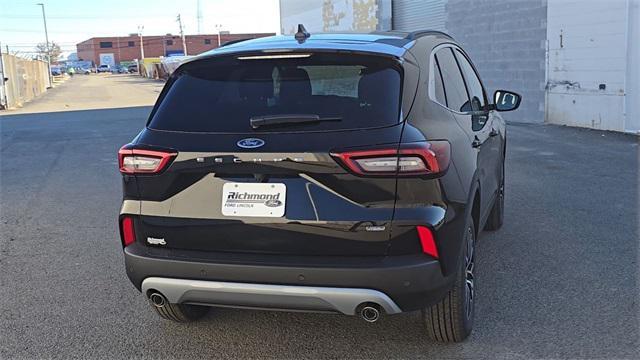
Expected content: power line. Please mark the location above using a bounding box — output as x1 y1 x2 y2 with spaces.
0 14 174 20
0 28 87 34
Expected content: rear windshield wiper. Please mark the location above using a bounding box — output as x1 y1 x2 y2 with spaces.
250 114 342 129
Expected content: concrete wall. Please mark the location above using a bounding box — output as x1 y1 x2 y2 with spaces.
0 53 51 109
546 0 631 132
278 0 637 132
279 0 391 34
445 0 548 123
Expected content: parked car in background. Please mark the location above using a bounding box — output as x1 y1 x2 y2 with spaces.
50 67 62 76
117 29 521 343
128 64 138 73
97 64 111 73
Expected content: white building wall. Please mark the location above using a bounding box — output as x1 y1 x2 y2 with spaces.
625 0 640 133
546 0 631 132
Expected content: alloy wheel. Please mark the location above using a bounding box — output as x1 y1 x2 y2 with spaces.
464 226 475 320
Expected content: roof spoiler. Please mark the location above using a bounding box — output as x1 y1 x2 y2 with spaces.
220 38 251 47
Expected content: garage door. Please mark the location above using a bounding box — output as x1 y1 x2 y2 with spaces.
392 0 447 31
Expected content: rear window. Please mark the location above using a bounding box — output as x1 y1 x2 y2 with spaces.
148 53 402 133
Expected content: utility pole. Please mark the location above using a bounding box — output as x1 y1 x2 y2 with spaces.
116 37 121 66
215 24 223 47
36 3 52 88
138 25 145 59
177 14 188 55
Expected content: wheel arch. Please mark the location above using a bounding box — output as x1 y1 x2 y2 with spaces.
438 176 480 277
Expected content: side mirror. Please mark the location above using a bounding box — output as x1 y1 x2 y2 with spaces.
3 77 8 83
493 90 521 112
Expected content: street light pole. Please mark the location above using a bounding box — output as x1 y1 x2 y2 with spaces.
36 3 52 87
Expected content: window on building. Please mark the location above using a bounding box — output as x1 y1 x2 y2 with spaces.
128 41 134 47
454 49 486 112
99 42 113 48
166 39 173 46
434 48 469 113
204 39 211 45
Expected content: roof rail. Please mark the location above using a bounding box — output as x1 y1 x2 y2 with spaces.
405 30 455 41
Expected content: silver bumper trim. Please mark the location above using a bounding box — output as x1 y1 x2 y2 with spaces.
141 277 402 315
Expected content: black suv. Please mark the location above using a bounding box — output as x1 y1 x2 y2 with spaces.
118 28 520 342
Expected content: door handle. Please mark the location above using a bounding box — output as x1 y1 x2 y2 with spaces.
472 137 483 148
489 128 499 137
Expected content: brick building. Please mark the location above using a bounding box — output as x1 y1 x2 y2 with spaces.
76 33 274 65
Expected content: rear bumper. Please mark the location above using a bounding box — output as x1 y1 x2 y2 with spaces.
142 277 402 315
124 243 455 312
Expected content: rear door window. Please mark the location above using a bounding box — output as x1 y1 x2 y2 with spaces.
148 53 402 133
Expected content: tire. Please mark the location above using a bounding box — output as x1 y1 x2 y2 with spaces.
422 219 476 343
485 164 504 231
151 300 210 322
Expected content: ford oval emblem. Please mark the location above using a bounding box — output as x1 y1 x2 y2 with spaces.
237 138 265 149
265 199 282 207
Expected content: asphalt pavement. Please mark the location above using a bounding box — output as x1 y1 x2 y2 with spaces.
1 75 638 359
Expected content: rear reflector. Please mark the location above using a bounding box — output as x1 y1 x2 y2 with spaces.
331 141 450 177
118 148 177 174
121 217 136 247
417 226 438 259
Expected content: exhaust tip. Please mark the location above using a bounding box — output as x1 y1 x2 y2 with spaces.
360 305 381 323
149 292 166 308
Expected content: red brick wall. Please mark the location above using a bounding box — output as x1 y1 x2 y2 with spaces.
76 33 275 65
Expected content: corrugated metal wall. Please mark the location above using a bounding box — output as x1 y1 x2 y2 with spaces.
392 0 447 31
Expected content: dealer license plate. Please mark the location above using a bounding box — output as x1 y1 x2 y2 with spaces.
221 183 286 217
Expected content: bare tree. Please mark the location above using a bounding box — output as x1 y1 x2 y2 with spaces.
35 41 62 62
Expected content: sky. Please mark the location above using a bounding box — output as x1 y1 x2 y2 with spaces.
0 0 280 57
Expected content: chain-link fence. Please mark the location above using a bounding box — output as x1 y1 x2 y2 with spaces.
0 53 51 110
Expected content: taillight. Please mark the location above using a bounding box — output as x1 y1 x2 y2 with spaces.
331 141 450 176
120 216 136 247
118 148 177 174
417 226 438 259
